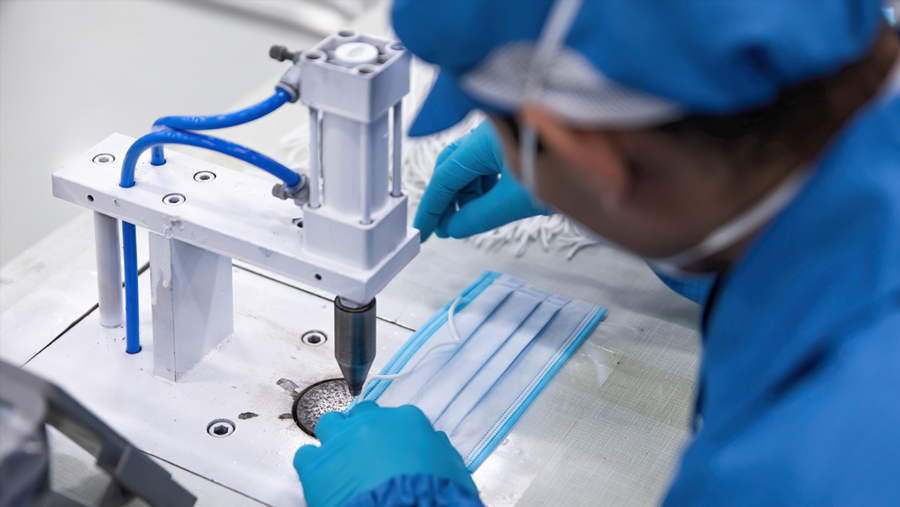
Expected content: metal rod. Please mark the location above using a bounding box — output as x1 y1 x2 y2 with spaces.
360 124 371 225
309 107 321 208
334 296 376 396
93 212 124 328
391 102 403 197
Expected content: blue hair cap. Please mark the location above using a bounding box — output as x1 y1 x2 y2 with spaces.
394 0 886 136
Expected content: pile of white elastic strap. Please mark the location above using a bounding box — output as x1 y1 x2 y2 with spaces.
279 57 602 259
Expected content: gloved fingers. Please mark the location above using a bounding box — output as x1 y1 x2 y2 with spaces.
347 400 381 417
314 411 349 443
434 137 464 168
393 404 431 425
415 123 504 241
293 444 322 475
433 206 457 239
456 175 494 208
445 179 546 238
481 172 499 194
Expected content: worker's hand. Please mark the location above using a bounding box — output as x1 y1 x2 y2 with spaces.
414 120 548 241
294 402 479 507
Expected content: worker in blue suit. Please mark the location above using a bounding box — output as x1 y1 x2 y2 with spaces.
294 1 900 506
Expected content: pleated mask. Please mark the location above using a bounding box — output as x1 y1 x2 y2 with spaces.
351 271 606 471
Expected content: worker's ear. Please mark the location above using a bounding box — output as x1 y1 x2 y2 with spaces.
519 105 628 210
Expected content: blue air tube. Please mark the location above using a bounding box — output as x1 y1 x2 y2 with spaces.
120 128 301 188
119 96 299 352
121 221 141 353
118 129 300 352
149 89 290 167
152 89 290 131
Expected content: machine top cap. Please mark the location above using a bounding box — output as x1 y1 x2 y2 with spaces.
334 42 380 66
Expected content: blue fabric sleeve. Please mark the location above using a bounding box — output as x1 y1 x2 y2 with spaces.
664 307 900 506
651 269 717 307
344 474 485 507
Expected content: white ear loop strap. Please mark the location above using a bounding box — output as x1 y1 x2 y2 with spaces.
648 166 811 269
519 0 584 194
350 297 464 409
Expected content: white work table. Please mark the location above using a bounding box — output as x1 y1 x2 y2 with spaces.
0 5 701 506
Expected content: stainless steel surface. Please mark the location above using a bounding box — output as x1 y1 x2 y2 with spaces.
334 297 376 396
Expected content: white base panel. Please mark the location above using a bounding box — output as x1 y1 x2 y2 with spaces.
23 266 413 507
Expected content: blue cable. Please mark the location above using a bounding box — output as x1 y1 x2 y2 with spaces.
118 90 297 353
152 89 290 131
120 128 301 188
122 221 141 354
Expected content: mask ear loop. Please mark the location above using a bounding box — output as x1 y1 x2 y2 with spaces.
519 123 539 198
517 0 582 203
347 297 465 410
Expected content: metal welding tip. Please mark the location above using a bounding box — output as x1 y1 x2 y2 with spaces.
334 297 376 396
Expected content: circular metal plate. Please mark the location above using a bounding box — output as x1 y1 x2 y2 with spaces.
292 378 355 437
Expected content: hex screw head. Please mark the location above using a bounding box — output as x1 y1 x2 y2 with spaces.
207 419 235 438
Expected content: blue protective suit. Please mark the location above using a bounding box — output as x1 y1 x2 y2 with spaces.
662 90 900 504
336 89 900 507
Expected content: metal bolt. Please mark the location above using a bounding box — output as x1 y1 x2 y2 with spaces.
194 171 216 182
270 44 300 63
163 193 186 206
93 153 115 165
207 419 235 438
302 330 327 346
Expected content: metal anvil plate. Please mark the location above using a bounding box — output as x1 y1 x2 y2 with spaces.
24 265 414 506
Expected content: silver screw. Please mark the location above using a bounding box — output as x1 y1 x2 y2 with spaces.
207 419 235 438
302 330 327 346
93 153 115 165
163 193 186 206
194 171 216 182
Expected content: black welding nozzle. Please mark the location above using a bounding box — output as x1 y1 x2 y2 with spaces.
334 297 376 397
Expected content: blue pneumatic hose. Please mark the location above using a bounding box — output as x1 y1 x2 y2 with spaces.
119 126 300 354
122 221 140 354
120 128 301 188
149 89 290 166
152 89 290 131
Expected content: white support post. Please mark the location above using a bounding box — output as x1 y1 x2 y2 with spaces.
309 107 321 208
391 102 403 197
93 211 124 328
149 233 234 381
359 124 371 225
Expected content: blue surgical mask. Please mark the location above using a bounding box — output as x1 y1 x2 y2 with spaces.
352 271 606 471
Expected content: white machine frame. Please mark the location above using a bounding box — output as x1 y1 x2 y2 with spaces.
51 29 418 381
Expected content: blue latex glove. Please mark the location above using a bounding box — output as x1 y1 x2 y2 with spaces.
414 120 548 241
294 402 481 507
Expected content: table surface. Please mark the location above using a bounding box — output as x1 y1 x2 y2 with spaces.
0 3 702 506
